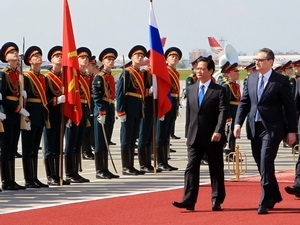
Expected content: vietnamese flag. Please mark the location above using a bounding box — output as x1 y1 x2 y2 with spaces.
62 0 82 125
149 1 171 118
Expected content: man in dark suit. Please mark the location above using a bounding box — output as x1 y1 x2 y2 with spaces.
234 48 297 214
172 56 228 211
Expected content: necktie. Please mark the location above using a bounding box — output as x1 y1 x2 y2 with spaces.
198 85 205 107
255 76 265 121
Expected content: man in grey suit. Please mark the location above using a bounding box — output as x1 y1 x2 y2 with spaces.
172 56 228 211
234 48 297 214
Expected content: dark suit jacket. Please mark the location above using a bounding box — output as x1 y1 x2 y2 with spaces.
235 70 297 140
185 81 227 146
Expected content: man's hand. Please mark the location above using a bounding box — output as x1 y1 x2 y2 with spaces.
286 133 297 146
233 125 241 139
19 108 30 117
159 115 165 121
211 132 221 142
0 112 6 120
97 115 106 124
57 95 66 104
66 119 72 128
21 90 27 99
119 115 126 122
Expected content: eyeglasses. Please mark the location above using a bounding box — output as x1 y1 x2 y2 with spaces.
254 58 269 62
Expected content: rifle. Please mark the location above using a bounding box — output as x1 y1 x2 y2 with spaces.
19 37 29 130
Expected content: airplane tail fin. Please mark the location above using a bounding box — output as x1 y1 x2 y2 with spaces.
208 37 223 54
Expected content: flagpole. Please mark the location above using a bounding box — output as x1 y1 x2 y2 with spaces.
59 67 66 186
152 85 157 173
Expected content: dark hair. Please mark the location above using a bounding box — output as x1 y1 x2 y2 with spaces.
259 48 275 60
198 56 215 75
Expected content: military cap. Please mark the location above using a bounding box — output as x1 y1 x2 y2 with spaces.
244 62 256 71
89 55 97 64
24 46 42 66
281 60 292 71
99 48 118 62
47 46 62 62
223 63 238 74
165 47 182 60
128 45 147 59
220 61 231 73
274 65 282 73
77 47 92 58
292 59 300 67
190 55 203 66
0 42 19 63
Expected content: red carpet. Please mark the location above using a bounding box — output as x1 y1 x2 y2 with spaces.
1 171 300 225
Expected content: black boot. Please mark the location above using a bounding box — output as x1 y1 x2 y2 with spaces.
2 161 25 190
103 151 119 178
65 154 82 183
130 147 145 175
121 149 139 175
139 146 156 173
1 161 19 190
75 153 90 183
95 151 111 179
164 145 178 171
32 158 49 188
23 158 40 188
45 157 59 186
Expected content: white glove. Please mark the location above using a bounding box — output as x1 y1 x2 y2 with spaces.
57 95 66 104
0 112 6 120
0 93 2 101
66 119 72 128
149 86 153 95
97 115 106 124
119 115 126 122
159 115 165 121
21 90 27 99
26 121 31 131
19 108 30 117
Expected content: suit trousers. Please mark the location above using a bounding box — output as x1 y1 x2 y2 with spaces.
250 122 282 206
183 140 225 204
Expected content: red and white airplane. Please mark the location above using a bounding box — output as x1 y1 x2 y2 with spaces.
207 36 300 67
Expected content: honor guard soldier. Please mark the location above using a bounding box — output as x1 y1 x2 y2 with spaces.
92 48 119 179
274 65 283 74
156 47 181 171
81 56 97 160
243 62 256 88
137 51 162 173
43 46 69 186
116 45 147 175
221 63 241 161
64 47 91 183
22 46 49 188
282 61 296 95
0 42 26 190
217 61 230 85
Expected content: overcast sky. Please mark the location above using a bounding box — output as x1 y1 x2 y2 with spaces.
1 0 299 60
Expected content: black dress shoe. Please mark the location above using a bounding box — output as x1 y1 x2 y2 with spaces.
285 186 300 197
170 148 176 153
172 201 195 211
82 152 94 160
140 166 154 173
25 179 40 188
257 205 268 214
33 178 49 188
106 170 119 178
15 152 22 158
212 201 222 211
2 182 19 191
109 141 116 145
96 171 112 179
171 135 181 139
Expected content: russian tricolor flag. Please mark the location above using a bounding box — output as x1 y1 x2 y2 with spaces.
149 1 172 118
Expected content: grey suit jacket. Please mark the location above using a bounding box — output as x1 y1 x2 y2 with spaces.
185 81 227 146
235 70 297 140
